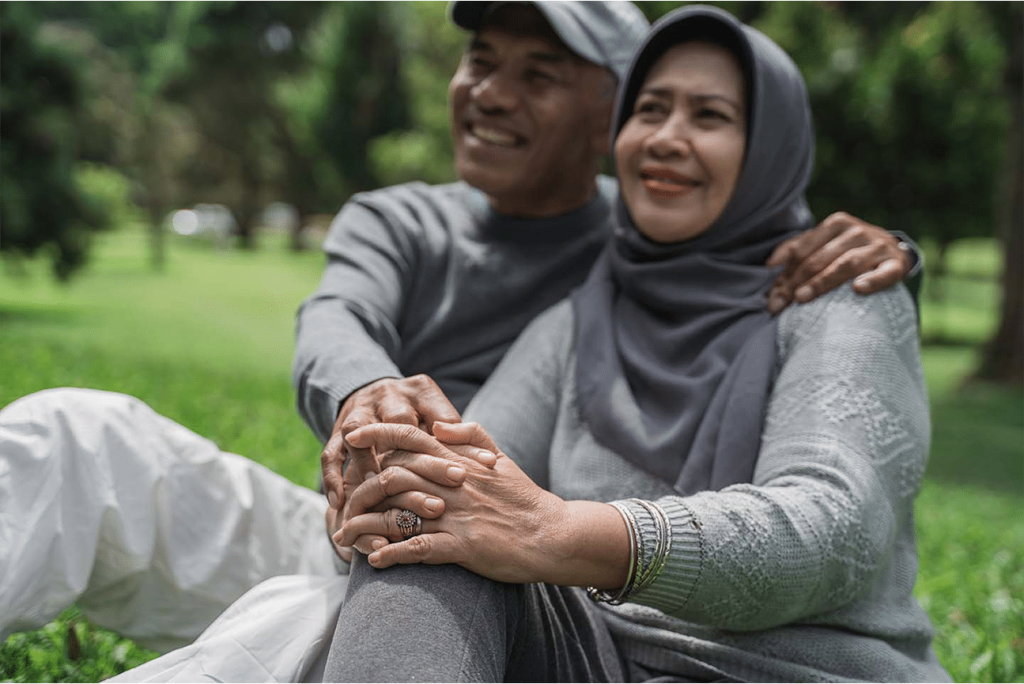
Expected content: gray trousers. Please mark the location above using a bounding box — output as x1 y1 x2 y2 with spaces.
322 555 627 682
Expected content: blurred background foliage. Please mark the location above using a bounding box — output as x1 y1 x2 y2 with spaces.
1 0 1020 383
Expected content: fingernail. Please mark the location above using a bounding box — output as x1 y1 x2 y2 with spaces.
368 552 381 565
795 286 812 302
768 295 784 313
425 497 442 512
854 275 870 290
447 465 466 481
371 538 386 551
328 491 338 509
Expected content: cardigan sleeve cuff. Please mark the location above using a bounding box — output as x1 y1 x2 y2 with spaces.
616 497 705 614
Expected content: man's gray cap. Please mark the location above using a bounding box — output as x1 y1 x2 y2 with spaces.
449 1 650 81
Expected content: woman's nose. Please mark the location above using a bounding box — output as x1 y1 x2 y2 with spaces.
470 72 519 114
645 117 691 159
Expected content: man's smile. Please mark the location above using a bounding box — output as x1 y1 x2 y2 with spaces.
466 122 525 148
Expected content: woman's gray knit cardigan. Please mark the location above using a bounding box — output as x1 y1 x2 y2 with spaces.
464 284 949 683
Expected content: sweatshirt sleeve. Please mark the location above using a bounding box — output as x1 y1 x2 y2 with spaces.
463 301 574 490
292 196 417 444
619 285 929 630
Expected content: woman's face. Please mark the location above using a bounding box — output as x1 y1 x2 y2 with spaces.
615 41 747 244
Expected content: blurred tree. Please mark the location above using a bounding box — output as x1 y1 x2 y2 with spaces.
274 2 413 249
23 1 175 77
155 2 328 249
760 2 1006 251
637 2 765 25
315 2 411 193
976 2 1023 385
11 2 416 256
752 1 1009 341
10 1 192 270
0 2 113 280
365 2 465 188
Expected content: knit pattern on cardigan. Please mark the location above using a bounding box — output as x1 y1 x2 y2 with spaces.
465 285 949 682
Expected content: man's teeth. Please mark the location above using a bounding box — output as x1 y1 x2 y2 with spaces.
473 126 517 147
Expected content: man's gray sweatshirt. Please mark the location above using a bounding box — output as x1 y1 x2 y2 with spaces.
292 178 617 443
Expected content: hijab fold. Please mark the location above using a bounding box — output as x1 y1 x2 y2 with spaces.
571 6 815 495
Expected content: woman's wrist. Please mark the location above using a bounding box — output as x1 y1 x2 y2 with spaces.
536 500 631 590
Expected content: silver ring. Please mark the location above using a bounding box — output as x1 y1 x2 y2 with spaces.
396 509 421 539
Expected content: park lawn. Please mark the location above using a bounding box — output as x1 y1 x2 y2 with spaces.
1 226 1022 682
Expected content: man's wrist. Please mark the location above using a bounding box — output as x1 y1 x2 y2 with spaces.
336 376 404 421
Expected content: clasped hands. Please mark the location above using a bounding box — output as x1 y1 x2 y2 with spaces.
319 373 563 580
320 376 626 588
331 419 568 584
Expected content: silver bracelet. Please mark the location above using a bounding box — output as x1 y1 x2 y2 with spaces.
632 499 672 595
587 502 639 605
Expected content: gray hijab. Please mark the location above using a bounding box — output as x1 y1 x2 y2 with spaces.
571 5 815 494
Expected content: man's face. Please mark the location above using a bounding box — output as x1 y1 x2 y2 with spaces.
448 21 614 218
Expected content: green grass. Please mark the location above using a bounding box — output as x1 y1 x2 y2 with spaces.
1 227 1022 682
0 609 156 683
0 227 324 486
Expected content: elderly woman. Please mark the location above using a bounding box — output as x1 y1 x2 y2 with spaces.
327 5 948 682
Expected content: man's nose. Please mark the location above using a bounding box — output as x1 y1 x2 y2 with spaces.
470 72 519 114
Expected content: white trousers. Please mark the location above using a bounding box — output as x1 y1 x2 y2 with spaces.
0 388 336 654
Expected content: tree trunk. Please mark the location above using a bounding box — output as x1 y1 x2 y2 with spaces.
234 159 262 251
140 107 166 271
290 215 306 252
975 6 1023 385
926 240 951 344
147 204 166 271
234 203 259 250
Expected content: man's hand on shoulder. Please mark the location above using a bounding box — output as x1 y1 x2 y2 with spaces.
766 212 913 314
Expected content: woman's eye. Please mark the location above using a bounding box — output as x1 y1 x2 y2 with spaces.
698 108 730 122
635 101 665 116
526 69 555 83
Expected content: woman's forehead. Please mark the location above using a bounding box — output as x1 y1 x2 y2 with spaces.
640 42 745 102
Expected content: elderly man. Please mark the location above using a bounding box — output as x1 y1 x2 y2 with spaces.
0 0 915 661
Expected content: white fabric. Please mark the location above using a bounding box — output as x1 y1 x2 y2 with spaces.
105 575 347 683
0 388 337 654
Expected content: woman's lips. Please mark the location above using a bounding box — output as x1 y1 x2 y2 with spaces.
640 169 699 199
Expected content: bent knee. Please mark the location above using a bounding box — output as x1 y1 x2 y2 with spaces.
2 387 144 423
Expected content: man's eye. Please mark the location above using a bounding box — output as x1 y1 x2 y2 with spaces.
468 56 493 72
526 69 556 83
